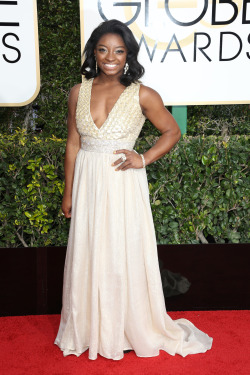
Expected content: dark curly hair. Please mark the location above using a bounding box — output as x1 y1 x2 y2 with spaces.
80 19 144 86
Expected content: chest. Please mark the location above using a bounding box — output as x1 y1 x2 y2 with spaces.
75 78 146 139
90 85 127 129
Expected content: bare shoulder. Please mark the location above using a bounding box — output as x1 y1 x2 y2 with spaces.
67 83 82 113
139 84 164 112
69 83 82 102
139 84 160 97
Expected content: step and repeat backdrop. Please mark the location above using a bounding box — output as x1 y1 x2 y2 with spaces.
0 1 249 106
80 0 250 105
0 0 40 106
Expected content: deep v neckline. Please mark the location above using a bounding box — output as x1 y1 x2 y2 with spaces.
89 78 129 131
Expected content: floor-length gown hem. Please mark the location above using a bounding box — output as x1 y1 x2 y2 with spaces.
54 340 212 361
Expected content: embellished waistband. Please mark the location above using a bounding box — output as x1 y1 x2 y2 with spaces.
80 137 135 154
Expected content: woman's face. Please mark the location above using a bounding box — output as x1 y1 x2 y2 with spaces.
94 33 127 77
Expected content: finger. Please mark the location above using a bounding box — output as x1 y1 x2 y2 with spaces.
120 165 132 171
120 162 132 171
112 157 125 166
114 149 129 155
62 206 71 218
115 161 130 171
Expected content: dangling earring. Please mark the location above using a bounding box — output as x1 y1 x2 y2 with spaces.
124 62 129 75
95 56 98 74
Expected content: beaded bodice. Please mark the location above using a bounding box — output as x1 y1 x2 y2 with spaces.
75 77 146 145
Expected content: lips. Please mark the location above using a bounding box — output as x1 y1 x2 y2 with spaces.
103 63 118 68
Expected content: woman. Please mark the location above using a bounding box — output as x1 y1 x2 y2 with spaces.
54 19 212 361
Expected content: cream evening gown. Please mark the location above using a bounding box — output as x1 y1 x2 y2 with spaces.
54 77 213 360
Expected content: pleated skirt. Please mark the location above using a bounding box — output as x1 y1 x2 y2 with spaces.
54 148 213 360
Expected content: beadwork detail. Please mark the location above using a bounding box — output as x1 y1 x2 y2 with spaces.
75 77 146 146
81 136 135 153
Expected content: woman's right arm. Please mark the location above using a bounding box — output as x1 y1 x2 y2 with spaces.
61 84 81 218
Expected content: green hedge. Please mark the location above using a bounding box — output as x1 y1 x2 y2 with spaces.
187 105 249 136
1 129 249 247
0 130 69 247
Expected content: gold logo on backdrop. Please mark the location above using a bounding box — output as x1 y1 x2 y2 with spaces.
125 0 196 50
122 0 243 50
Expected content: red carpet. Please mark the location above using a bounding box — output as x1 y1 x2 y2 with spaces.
0 311 249 375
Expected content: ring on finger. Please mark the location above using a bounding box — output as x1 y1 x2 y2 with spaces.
121 154 126 162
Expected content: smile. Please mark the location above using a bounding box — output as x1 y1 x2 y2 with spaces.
104 64 118 68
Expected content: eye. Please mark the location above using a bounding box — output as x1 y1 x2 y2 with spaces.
97 48 107 53
115 49 125 54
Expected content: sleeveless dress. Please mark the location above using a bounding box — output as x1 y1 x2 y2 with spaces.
54 77 213 361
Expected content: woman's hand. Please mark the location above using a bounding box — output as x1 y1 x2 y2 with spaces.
61 194 72 218
112 149 144 171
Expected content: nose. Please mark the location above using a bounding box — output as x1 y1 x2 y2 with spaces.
105 51 115 62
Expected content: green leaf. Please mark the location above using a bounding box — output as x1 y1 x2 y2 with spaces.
201 155 208 165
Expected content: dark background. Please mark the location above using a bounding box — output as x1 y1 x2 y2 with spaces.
0 243 249 316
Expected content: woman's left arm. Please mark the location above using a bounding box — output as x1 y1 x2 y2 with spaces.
113 85 181 170
139 84 181 166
